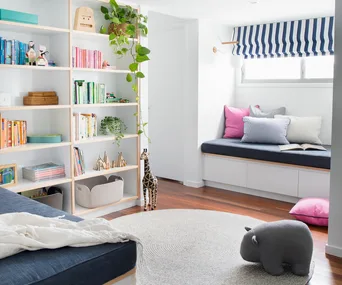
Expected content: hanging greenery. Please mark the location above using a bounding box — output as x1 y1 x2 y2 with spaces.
100 116 127 147
100 0 150 142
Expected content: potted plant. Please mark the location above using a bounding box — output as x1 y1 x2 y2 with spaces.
100 0 150 141
100 116 127 146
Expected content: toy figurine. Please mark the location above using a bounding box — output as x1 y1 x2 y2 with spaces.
102 60 110 69
37 45 49 66
26 41 36 66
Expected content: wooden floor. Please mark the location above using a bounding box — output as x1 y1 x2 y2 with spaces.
103 179 342 285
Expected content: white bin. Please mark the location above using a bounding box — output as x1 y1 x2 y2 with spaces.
75 175 124 209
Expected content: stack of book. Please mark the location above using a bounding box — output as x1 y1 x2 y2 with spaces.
74 80 106 104
72 47 103 69
0 114 27 149
73 147 85 176
0 37 29 65
73 113 97 141
23 163 66 182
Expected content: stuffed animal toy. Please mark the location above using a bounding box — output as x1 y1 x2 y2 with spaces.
240 220 313 276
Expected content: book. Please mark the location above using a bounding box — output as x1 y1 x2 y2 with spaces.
5 40 12 64
0 37 5 64
279 144 327 151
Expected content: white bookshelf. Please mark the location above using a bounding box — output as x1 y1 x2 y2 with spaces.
0 0 141 217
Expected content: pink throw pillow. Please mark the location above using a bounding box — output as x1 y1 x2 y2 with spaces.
289 198 329 226
223 106 260 138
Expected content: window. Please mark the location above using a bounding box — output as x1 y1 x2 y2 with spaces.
241 56 334 83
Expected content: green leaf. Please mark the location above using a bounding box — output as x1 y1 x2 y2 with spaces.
133 112 138 116
104 14 110 20
135 44 142 53
136 71 145 78
109 33 116 40
126 73 133 82
101 6 109 14
143 122 148 127
138 130 143 135
137 47 150 56
133 84 138 92
110 0 119 9
122 48 128 53
135 95 139 101
111 17 120 24
100 25 107 34
136 54 150 63
129 63 139 72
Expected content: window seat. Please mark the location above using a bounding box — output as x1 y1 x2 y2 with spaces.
201 138 331 170
0 188 136 285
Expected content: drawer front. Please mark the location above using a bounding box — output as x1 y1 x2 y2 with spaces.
247 162 298 197
203 155 247 187
298 170 330 198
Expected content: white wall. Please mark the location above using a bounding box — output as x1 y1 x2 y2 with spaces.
235 85 333 145
327 0 342 258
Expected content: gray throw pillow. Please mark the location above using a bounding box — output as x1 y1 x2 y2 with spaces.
250 106 286 118
241 117 290 145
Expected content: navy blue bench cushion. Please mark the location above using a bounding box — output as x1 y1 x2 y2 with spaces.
201 138 331 169
0 188 136 285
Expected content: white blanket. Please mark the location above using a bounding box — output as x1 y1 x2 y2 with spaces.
0 212 140 259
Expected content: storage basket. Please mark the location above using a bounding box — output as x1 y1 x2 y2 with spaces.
33 188 63 210
75 175 124 209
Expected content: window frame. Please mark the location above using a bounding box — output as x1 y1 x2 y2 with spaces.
239 57 334 86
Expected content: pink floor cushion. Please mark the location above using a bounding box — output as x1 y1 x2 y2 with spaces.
289 198 329 226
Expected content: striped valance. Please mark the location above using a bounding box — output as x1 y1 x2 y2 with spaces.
232 17 335 59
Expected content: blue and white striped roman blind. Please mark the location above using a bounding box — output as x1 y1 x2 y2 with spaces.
232 17 335 59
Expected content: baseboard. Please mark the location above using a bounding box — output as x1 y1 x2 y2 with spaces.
205 181 299 204
325 244 342 258
184 180 205 188
135 199 144 207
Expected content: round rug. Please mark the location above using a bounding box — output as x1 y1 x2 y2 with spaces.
110 209 314 285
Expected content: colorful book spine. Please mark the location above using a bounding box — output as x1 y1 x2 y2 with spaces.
0 37 5 64
5 40 12 64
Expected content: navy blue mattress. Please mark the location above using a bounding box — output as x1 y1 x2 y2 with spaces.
0 188 136 285
201 138 331 169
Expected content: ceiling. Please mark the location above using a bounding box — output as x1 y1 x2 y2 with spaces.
124 0 335 26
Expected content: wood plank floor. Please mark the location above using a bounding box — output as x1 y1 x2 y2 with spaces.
102 179 342 285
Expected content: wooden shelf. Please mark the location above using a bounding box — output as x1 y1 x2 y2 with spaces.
0 64 70 71
73 103 138 108
0 105 71 111
74 134 138 145
74 193 138 216
0 20 70 35
72 68 131 74
0 142 71 154
74 165 138 181
4 177 72 193
72 30 138 42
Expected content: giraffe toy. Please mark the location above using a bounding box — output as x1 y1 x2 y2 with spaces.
140 149 158 211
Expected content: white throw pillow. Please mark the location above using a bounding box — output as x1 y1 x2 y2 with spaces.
275 115 322 145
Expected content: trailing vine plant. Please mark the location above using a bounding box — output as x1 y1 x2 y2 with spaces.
100 116 127 147
100 0 150 142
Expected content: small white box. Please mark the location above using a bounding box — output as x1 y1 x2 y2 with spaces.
0 93 11 107
75 175 124 209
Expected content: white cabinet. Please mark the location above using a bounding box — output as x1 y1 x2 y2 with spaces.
298 170 330 198
247 162 298 197
203 155 247 187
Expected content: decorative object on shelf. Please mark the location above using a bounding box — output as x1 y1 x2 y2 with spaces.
100 116 127 147
23 91 58 106
140 149 158 211
93 155 106 171
48 60 57 67
100 0 150 141
27 134 62 144
105 93 130 104
0 9 38 25
102 60 115 69
0 93 11 107
0 115 27 149
115 152 127 168
22 163 66 182
74 7 95 33
36 45 48 66
75 175 124 209
0 163 17 187
26 41 36 66
103 151 110 170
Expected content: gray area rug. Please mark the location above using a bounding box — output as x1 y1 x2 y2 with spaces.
110 209 314 285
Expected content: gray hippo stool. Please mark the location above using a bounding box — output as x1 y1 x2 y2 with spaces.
240 220 313 276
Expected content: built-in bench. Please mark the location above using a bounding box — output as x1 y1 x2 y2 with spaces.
201 139 331 202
